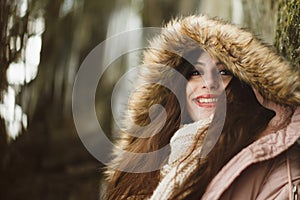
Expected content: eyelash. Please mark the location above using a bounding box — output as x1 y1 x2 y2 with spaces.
219 69 233 76
190 69 232 76
190 70 203 76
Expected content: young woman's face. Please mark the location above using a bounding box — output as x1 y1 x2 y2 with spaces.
186 52 233 121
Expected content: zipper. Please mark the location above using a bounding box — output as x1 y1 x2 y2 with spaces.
292 184 298 200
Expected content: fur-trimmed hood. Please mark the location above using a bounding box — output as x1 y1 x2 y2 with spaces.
142 15 300 106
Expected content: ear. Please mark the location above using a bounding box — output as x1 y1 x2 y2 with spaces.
252 87 264 106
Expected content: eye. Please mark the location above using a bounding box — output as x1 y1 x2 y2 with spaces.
219 69 232 76
190 69 204 77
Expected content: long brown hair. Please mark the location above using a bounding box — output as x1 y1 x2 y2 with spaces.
169 77 275 199
104 52 194 200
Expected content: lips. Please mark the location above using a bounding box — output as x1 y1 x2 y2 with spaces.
193 94 218 108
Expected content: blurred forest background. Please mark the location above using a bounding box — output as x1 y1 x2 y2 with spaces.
0 0 299 199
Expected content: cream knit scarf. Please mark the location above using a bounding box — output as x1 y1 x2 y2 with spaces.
149 117 212 200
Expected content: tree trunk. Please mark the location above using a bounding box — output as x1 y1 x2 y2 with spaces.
0 0 9 162
275 0 300 69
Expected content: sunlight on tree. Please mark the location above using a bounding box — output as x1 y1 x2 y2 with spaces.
0 0 45 140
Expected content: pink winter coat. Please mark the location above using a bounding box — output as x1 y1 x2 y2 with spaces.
203 107 300 200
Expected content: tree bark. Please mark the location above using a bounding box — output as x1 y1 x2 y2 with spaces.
0 0 9 156
275 0 300 69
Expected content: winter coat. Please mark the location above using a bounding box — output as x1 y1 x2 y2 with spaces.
105 15 300 199
150 107 300 200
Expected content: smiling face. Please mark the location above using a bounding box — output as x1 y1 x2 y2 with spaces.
186 51 233 121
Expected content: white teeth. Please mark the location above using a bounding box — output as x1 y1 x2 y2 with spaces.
198 98 218 103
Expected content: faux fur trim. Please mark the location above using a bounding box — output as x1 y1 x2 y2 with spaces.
144 15 300 106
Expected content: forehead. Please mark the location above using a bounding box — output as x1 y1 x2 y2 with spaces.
197 51 218 64
182 49 225 70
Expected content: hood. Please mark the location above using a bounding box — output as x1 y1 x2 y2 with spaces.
142 15 300 106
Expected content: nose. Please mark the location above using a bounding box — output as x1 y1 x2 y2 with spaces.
202 72 220 90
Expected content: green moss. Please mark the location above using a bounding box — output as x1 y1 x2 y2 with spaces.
275 0 300 69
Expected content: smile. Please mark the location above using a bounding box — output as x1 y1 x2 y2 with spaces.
197 98 218 103
193 95 218 108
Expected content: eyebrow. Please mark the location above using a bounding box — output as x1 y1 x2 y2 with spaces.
216 61 225 65
194 61 205 66
194 61 225 67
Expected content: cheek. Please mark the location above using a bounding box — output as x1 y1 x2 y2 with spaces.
186 85 193 103
186 78 203 95
186 81 196 97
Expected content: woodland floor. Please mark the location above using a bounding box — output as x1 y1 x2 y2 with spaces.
0 119 103 200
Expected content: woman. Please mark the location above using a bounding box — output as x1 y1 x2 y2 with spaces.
103 47 232 199
104 15 300 199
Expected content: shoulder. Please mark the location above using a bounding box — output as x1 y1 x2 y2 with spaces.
203 127 300 200
221 144 300 199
